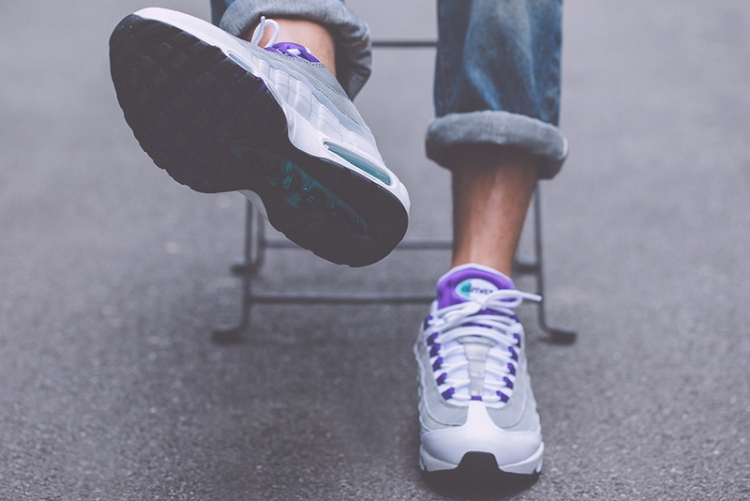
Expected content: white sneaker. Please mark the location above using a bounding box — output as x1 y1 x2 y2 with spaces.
109 8 409 267
414 264 544 475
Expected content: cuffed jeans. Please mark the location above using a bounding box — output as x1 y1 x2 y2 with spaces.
210 0 567 178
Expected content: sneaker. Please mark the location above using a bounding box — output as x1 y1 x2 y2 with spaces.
109 8 409 267
414 264 544 475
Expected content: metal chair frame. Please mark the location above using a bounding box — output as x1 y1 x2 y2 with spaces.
212 40 576 345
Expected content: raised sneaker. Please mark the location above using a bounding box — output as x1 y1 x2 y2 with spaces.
414 264 544 476
109 8 409 267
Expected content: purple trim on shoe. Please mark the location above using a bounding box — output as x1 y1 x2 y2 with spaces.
436 265 515 309
432 357 443 371
441 387 456 400
509 346 519 361
429 344 441 357
265 42 320 63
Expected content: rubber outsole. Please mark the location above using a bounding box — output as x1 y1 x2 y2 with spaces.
420 452 540 495
109 14 407 267
420 449 543 476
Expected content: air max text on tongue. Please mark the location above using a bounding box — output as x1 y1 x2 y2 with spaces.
456 278 498 301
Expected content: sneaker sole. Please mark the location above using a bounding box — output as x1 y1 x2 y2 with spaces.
109 11 408 267
419 441 544 476
419 452 540 493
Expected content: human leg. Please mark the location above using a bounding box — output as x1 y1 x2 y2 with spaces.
109 3 409 267
436 0 565 277
416 0 566 477
449 145 538 277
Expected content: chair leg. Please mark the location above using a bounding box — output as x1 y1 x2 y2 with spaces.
212 199 261 344
212 187 576 345
533 183 576 344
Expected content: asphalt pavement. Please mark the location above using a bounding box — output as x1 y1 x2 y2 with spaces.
1 0 749 499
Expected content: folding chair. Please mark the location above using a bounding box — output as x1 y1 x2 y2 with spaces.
211 39 576 345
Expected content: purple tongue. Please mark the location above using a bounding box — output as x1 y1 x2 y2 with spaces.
436 265 515 309
265 42 320 63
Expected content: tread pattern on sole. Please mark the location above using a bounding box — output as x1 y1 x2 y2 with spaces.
109 14 407 266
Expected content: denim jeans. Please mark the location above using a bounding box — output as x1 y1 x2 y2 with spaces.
210 0 567 178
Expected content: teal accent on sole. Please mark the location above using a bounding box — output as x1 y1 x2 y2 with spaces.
231 145 369 234
324 142 392 186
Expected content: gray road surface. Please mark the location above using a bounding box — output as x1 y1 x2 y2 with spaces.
1 0 749 499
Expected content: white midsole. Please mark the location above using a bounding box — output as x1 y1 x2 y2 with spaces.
419 401 543 474
133 7 410 212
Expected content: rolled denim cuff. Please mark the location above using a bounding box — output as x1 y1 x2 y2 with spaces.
218 0 371 99
425 111 568 179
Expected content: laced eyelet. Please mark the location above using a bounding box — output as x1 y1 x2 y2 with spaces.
422 289 540 404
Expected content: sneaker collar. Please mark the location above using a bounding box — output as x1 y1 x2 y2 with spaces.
250 16 321 63
436 263 515 309
264 42 320 63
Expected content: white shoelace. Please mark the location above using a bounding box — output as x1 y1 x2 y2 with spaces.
250 16 280 47
424 289 541 405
